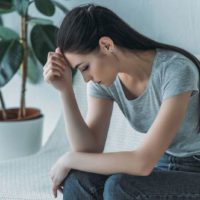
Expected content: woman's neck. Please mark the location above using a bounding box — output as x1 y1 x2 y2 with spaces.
116 48 156 84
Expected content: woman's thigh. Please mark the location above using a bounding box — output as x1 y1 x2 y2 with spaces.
63 169 109 200
103 169 200 200
103 153 200 200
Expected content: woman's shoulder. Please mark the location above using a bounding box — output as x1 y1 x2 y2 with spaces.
156 48 192 64
156 48 198 73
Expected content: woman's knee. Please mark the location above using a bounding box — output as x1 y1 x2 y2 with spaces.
64 169 92 187
103 173 146 200
63 169 108 200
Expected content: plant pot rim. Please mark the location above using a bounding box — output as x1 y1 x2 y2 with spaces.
0 107 43 122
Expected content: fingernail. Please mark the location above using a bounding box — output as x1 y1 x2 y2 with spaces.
55 47 61 53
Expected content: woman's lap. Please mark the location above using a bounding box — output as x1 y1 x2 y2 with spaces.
104 169 200 199
63 153 200 200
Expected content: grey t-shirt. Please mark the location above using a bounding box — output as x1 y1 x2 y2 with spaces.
87 48 200 157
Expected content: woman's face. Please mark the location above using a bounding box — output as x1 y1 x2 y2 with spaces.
64 49 119 87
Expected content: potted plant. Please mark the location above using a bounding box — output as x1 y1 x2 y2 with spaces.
0 0 75 161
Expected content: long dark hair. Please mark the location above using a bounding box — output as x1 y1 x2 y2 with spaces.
57 4 200 133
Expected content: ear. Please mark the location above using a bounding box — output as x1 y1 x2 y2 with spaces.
99 36 114 54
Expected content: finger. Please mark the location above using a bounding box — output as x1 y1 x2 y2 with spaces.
48 52 66 65
43 64 64 76
55 47 62 54
58 187 63 194
43 69 61 81
43 63 64 75
44 69 61 83
49 51 65 63
49 56 66 69
55 49 69 62
48 53 71 72
52 185 58 198
58 182 64 193
48 51 54 59
47 69 61 79
46 57 66 70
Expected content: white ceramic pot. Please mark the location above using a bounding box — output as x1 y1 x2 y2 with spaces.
0 108 44 161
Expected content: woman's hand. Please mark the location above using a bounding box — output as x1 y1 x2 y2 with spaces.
43 47 73 92
49 152 72 198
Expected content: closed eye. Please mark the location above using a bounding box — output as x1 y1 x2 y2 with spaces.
82 65 89 72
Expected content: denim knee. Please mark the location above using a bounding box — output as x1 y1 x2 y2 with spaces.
103 173 146 200
63 169 108 200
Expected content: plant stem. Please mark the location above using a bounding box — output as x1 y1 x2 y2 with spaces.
0 90 7 120
18 14 28 119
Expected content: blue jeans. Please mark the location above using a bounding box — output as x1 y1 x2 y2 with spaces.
63 152 200 199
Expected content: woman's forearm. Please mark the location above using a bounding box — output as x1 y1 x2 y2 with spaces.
59 86 99 153
66 151 149 176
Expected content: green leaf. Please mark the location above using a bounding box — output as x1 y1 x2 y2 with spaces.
52 1 69 14
14 0 29 16
31 24 58 65
0 39 23 87
0 17 2 25
0 0 15 14
35 0 55 16
27 48 42 84
28 16 53 25
0 26 19 41
0 40 9 61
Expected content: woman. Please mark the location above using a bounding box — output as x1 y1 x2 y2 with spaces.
43 4 200 200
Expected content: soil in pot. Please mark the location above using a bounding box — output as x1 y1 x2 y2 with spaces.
0 108 42 122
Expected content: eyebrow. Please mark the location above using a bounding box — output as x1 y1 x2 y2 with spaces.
74 62 84 70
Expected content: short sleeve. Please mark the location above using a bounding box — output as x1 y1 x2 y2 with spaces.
87 81 114 100
161 59 199 101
